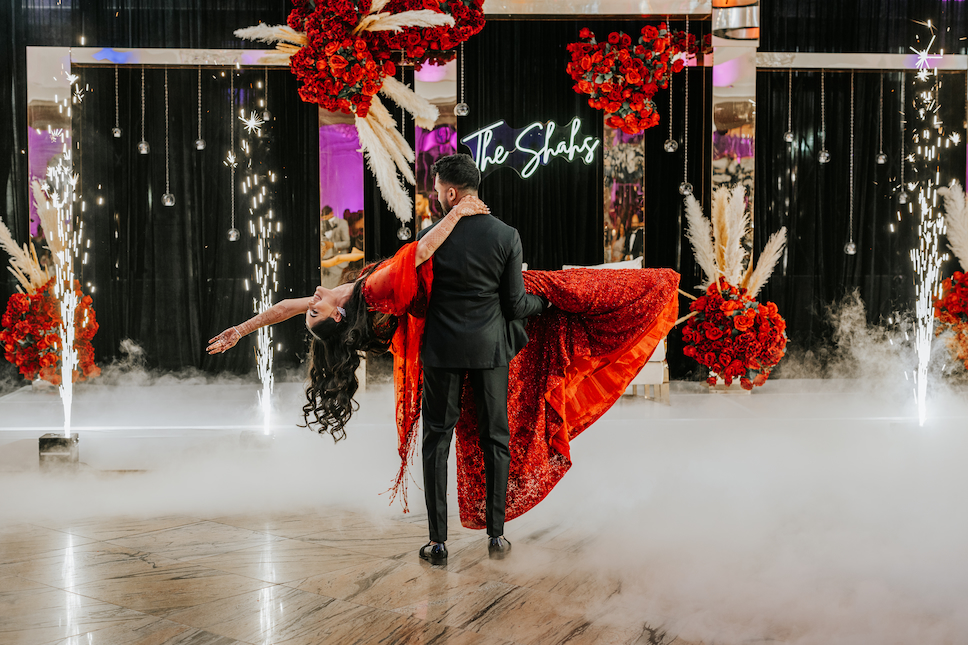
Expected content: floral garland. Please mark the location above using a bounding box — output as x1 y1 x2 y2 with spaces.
681 279 787 390
287 0 484 118
566 24 696 135
1 278 99 385
934 270 968 371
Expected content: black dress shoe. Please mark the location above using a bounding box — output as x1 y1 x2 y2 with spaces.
488 536 511 560
419 542 447 565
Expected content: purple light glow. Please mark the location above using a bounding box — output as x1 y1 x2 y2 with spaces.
712 56 744 87
414 63 448 83
319 124 364 219
27 128 68 237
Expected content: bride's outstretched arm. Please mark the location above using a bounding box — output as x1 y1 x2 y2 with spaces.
207 296 313 354
414 196 489 266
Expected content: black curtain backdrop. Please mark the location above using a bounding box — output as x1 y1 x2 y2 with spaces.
761 1 968 54
3 3 968 381
756 70 967 366
460 19 605 270
74 66 319 373
461 19 711 375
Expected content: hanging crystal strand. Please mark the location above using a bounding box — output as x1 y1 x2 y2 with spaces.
137 66 149 154
898 73 909 204
783 68 794 143
876 73 887 164
162 68 175 206
112 66 122 138
818 70 830 163
455 43 469 116
678 16 692 196
227 70 240 241
845 71 856 255
194 67 206 150
262 67 272 122
664 73 678 152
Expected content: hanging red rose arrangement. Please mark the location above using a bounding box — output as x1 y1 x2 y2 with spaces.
285 0 484 118
681 279 787 389
1 278 100 385
934 270 968 371
238 0 484 222
566 24 697 135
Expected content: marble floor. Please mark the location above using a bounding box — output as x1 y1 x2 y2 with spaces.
2 378 968 644
0 508 684 645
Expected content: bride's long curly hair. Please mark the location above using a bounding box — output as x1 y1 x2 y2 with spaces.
302 275 396 442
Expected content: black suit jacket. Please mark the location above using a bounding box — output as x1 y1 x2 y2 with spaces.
418 213 545 369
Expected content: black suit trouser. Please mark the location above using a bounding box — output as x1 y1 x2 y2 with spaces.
421 364 511 542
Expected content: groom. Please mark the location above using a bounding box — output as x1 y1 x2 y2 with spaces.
417 153 546 565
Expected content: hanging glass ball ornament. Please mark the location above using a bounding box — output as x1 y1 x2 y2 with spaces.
162 193 175 207
678 181 693 196
227 227 240 242
876 152 888 165
897 190 909 205
818 149 831 164
112 127 122 138
844 241 857 255
663 139 679 153
397 224 412 241
783 131 795 143
194 138 206 151
454 102 470 117
137 140 150 155
262 110 272 122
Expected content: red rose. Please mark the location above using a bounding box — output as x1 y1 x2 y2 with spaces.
705 326 725 341
734 313 755 332
608 32 620 45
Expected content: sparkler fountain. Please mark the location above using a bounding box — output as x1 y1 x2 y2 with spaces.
37 68 87 467
239 75 279 436
47 152 80 436
907 29 949 426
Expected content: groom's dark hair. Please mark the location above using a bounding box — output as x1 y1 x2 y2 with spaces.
431 153 481 192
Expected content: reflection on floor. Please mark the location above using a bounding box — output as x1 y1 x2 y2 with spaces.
0 509 687 645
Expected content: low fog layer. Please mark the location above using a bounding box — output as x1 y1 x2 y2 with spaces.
1 297 967 644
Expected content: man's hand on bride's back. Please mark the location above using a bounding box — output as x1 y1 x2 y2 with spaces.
453 196 490 218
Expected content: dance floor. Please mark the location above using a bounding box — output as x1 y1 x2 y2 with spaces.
1 378 967 644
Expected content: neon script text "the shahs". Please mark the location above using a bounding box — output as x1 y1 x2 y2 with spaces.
460 117 601 179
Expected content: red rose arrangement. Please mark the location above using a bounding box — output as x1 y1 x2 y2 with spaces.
566 24 697 135
681 279 788 390
934 270 968 371
287 0 484 117
1 278 100 385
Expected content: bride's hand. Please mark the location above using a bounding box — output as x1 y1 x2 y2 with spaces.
207 327 242 354
453 196 490 218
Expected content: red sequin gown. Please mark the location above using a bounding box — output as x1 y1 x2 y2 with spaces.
363 242 680 529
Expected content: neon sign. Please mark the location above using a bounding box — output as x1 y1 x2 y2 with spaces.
460 117 601 179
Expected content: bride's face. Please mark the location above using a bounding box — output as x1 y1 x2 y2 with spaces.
305 286 342 330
